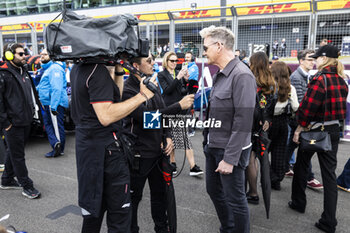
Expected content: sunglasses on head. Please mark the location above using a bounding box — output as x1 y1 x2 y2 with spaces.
168 59 178 63
16 52 25 57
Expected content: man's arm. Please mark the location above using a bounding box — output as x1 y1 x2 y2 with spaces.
93 77 155 127
49 66 65 111
290 74 305 103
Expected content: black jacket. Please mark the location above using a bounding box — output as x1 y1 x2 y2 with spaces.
0 61 39 128
122 74 181 158
158 69 188 107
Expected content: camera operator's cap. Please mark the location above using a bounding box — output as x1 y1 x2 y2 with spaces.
310 44 339 59
272 56 279 60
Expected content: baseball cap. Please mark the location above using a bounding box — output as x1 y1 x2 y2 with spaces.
310 44 339 59
272 56 279 60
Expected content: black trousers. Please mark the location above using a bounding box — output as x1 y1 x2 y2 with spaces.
0 132 6 164
269 114 288 185
1 125 33 189
81 143 131 233
130 157 168 233
286 119 315 181
291 124 339 231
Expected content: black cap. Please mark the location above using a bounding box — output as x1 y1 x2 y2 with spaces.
310 45 339 59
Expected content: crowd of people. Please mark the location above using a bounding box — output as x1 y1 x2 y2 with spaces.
0 25 350 233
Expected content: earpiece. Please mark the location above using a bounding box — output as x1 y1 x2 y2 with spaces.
4 43 15 61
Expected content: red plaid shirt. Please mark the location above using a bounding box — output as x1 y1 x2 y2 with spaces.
297 66 348 127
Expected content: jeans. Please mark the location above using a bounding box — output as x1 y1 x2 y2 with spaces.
337 158 350 189
204 145 250 233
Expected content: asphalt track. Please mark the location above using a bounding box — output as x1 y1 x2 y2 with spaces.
0 130 349 233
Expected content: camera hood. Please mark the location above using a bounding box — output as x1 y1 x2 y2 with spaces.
44 10 149 61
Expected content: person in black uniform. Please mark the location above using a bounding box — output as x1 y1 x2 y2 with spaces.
0 43 41 199
122 53 194 233
70 61 156 233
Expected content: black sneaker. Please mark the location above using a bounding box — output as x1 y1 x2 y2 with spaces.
0 179 22 190
53 142 61 157
22 186 41 199
190 165 204 176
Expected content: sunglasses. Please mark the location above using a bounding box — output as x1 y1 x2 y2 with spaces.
16 52 25 57
203 41 218 52
168 59 178 63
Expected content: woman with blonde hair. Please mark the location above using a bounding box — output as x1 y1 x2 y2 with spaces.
289 45 348 233
246 52 276 204
269 61 298 190
158 51 203 176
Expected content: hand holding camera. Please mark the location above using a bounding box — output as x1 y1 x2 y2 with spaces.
140 75 157 100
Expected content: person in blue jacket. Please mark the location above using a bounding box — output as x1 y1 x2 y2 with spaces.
184 52 199 138
185 52 199 81
37 49 68 157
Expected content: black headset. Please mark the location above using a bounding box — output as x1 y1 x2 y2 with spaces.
4 43 16 61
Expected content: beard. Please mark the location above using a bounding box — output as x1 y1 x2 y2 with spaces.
41 59 50 64
12 58 25 67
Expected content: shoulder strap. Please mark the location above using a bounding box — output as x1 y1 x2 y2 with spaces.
322 74 327 125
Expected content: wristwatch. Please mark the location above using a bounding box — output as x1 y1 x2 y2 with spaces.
115 70 126 76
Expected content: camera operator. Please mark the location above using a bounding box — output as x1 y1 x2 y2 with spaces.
70 61 155 233
122 52 194 233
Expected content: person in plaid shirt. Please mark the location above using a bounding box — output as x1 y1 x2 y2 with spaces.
289 45 348 233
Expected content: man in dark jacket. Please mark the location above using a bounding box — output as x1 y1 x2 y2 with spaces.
0 43 41 199
123 53 194 233
200 26 256 233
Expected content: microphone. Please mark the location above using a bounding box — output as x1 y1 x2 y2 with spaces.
187 79 199 94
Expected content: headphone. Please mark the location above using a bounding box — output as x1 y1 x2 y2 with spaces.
4 43 15 61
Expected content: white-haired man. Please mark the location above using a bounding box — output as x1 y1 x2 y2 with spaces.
200 26 256 233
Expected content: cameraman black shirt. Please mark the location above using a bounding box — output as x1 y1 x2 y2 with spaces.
70 63 121 130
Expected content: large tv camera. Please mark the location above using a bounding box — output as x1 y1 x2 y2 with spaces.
44 9 149 65
45 9 155 90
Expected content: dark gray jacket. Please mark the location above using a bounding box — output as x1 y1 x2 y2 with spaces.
290 67 309 103
207 58 256 166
